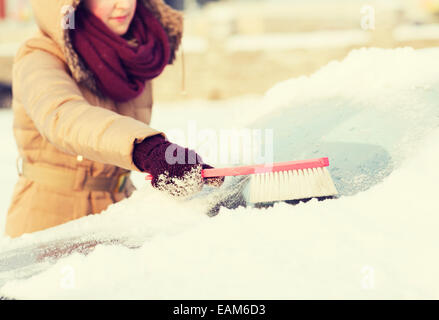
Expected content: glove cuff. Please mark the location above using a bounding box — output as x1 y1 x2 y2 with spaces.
133 135 169 172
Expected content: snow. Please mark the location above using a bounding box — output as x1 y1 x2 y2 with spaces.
0 47 439 299
393 24 439 42
256 47 439 195
0 43 22 58
227 30 372 52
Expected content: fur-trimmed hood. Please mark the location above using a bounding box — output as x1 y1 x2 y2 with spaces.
29 0 183 96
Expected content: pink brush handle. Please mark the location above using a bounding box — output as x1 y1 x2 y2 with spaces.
145 157 329 180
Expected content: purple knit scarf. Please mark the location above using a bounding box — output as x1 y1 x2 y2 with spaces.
71 3 170 102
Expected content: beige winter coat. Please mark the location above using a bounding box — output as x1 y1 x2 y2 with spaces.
5 0 183 238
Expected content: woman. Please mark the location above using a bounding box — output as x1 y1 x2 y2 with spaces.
5 0 223 238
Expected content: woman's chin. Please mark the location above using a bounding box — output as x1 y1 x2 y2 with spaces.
109 23 131 36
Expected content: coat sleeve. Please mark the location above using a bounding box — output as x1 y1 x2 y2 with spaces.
13 49 166 172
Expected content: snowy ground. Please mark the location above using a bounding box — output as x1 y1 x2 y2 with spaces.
0 47 438 299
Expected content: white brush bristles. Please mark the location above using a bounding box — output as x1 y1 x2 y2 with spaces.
247 167 338 203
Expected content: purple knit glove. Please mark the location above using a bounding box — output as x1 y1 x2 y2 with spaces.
133 135 224 197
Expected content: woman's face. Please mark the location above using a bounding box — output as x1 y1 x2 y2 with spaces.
84 0 137 36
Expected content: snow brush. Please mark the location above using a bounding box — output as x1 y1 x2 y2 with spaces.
145 157 338 203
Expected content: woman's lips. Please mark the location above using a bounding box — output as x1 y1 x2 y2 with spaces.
111 15 128 22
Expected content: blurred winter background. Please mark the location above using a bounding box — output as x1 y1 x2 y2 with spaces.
1 0 439 299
